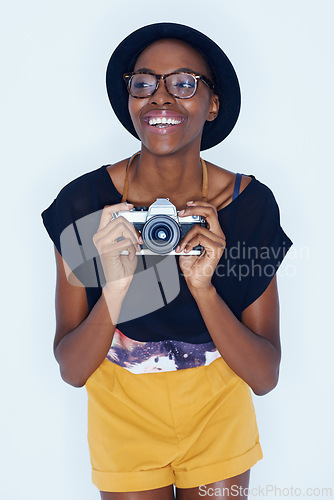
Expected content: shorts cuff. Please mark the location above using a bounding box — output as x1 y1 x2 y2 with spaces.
92 467 175 492
174 442 263 489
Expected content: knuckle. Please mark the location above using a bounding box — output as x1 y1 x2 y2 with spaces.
92 233 100 247
102 205 112 213
99 239 108 250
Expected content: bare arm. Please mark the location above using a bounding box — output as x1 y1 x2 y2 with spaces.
52 201 141 388
189 274 280 396
177 198 281 396
53 246 127 387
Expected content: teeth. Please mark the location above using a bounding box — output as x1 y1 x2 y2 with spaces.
148 117 182 126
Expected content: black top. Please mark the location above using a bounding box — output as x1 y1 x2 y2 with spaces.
41 165 293 344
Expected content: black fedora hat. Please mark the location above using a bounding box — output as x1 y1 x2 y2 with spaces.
106 22 241 151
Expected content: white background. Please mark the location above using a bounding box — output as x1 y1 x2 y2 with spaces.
1 1 333 499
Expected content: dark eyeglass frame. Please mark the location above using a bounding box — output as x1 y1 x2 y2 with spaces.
123 70 215 99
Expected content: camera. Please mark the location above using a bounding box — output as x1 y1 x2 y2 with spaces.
116 198 207 255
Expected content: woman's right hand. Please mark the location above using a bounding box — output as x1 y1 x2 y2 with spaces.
93 202 142 292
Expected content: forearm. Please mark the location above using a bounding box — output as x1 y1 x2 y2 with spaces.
189 285 280 395
55 285 127 387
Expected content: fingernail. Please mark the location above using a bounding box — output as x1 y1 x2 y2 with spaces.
176 245 180 252
126 202 134 206
178 209 185 215
187 201 194 205
136 244 141 252
138 235 143 243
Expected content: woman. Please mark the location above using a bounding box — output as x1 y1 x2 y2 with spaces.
42 23 293 499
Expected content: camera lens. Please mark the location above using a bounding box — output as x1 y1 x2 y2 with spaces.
142 215 180 254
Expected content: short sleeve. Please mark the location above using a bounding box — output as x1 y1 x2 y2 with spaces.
41 174 106 288
41 198 62 257
240 187 293 311
41 193 85 284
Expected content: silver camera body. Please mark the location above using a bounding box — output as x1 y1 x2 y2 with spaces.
116 198 207 255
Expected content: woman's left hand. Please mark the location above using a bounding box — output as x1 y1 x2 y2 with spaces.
176 200 226 291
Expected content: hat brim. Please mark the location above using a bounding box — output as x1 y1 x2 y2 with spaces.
106 22 241 151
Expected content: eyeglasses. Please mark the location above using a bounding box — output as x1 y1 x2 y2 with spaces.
123 71 215 99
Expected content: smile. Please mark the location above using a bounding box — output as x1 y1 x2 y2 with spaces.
148 117 183 127
142 110 185 135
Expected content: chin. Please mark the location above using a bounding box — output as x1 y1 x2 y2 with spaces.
141 140 181 157
142 137 199 158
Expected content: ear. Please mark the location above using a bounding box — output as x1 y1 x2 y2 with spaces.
206 93 220 122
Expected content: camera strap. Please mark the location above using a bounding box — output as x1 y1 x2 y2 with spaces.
121 151 208 203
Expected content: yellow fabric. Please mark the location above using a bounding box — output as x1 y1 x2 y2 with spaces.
85 356 263 493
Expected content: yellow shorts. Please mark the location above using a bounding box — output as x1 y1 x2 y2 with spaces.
85 355 263 492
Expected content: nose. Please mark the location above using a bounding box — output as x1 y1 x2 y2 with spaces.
149 76 175 105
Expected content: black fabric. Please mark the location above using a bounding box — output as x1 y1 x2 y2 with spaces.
41 166 293 343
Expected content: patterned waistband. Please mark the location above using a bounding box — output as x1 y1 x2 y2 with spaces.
106 328 221 374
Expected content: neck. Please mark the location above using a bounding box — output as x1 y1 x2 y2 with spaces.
132 147 204 205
